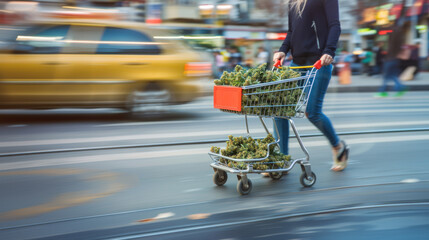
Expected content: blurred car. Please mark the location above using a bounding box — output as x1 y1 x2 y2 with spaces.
0 20 211 112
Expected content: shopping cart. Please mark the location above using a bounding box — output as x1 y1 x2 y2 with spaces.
209 60 322 195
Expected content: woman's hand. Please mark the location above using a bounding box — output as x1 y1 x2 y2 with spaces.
273 52 286 65
320 54 334 66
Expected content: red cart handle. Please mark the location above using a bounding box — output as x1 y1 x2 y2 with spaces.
313 60 322 69
274 60 282 68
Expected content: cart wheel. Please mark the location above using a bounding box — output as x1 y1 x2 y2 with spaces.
213 170 228 186
269 172 283 180
300 171 316 187
237 179 253 195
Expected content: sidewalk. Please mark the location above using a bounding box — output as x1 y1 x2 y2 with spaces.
328 72 429 93
201 72 429 95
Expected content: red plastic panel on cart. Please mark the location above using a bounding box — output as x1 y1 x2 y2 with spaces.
213 85 242 112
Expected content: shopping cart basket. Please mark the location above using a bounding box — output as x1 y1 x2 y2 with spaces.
209 60 322 195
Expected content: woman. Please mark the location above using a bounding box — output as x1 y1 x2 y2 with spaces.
272 0 349 171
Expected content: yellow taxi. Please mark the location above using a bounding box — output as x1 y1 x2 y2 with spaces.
0 20 211 112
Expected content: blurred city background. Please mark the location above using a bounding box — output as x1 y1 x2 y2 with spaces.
0 0 429 240
0 0 428 109
0 0 428 110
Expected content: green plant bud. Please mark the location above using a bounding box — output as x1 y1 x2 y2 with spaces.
210 146 220 154
234 65 243 72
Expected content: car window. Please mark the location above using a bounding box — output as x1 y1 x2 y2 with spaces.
96 27 162 55
62 25 104 54
14 25 69 54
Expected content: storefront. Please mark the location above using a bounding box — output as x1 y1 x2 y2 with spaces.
358 1 428 53
223 26 269 67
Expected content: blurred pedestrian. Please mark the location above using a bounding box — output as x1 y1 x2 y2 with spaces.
398 43 419 81
361 48 374 76
214 50 226 78
255 46 269 66
228 47 242 71
374 23 407 98
410 42 420 77
374 42 385 75
337 50 352 84
272 0 349 172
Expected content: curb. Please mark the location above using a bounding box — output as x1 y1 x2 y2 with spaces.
327 84 429 93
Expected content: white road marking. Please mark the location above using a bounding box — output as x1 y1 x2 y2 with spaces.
324 108 429 115
1 134 429 171
180 178 195 183
168 106 429 116
2 120 428 148
96 118 232 127
110 203 429 240
183 188 202 193
154 212 175 219
191 107 429 115
324 95 429 101
400 178 420 183
0 129 255 147
173 102 429 111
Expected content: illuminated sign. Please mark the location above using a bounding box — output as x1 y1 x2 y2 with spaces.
199 4 233 17
390 4 403 20
358 28 377 36
266 33 287 40
361 3 402 25
361 7 377 23
376 9 390 25
407 0 424 16
416 25 427 33
379 30 393 35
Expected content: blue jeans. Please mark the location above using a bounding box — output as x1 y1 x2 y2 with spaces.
379 59 406 92
273 62 340 154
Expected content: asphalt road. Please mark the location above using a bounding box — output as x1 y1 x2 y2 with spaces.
0 92 429 240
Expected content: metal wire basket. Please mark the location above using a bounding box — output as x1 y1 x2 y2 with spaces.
214 63 319 119
209 61 322 195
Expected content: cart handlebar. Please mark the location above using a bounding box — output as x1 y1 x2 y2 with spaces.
274 60 322 70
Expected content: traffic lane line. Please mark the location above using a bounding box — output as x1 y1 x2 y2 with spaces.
165 102 429 111
1 119 429 148
1 133 429 172
183 107 429 115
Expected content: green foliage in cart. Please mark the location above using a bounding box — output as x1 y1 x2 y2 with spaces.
214 64 301 87
210 134 291 170
214 64 304 117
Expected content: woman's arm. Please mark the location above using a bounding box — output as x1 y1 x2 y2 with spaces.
323 0 341 58
279 10 293 54
275 7 292 64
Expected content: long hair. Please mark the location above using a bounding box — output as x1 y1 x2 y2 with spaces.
289 0 308 17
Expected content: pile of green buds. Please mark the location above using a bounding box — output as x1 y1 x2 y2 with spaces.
214 64 301 87
210 134 291 170
215 64 303 117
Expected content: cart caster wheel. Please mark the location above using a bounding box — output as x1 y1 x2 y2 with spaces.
213 170 228 186
237 179 252 195
300 171 316 187
269 172 283 180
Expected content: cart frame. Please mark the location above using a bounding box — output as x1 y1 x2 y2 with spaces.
209 61 321 195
